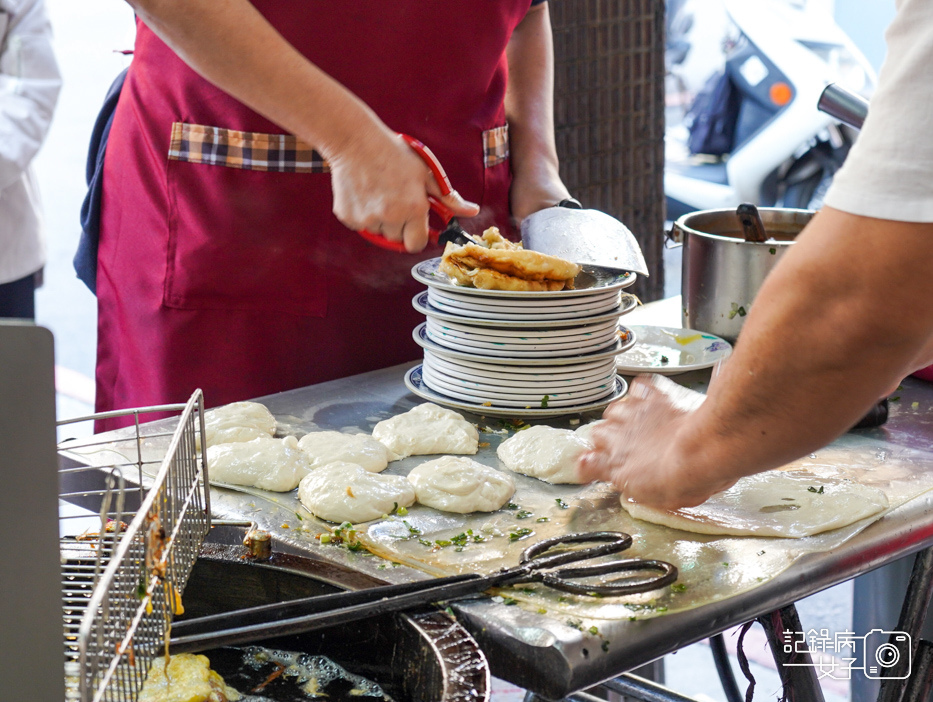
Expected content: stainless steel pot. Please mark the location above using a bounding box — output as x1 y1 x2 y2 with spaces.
670 207 815 343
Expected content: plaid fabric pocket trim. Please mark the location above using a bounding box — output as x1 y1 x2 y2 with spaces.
483 124 509 168
168 122 330 173
168 122 509 172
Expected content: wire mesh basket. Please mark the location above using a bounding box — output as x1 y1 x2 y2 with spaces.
58 390 211 702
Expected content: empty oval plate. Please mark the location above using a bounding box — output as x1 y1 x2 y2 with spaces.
615 325 732 375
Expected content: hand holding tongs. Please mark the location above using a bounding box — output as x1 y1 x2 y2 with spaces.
358 134 474 252
170 531 678 655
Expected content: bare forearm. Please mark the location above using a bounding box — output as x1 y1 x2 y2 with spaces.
674 207 933 483
580 208 933 509
505 2 571 218
126 0 385 159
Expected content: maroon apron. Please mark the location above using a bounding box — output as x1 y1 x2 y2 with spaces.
96 1 529 429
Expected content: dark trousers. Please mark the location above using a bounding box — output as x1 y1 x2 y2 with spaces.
0 272 37 319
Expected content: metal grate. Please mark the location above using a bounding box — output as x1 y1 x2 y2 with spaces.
551 0 667 301
59 391 210 702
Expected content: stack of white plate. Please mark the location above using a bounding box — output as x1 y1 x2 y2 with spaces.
405 257 639 417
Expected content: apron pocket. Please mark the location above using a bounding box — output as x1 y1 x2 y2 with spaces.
482 124 509 168
481 124 514 237
164 122 331 317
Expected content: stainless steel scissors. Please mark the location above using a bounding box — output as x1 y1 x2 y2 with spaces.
170 531 678 654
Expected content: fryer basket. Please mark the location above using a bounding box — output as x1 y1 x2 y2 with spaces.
58 391 211 702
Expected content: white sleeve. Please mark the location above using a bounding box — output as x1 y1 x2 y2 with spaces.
822 0 933 223
0 0 62 191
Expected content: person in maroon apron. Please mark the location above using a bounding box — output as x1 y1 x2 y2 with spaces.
96 0 572 429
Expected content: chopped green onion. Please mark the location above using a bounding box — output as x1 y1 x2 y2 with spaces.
509 527 533 542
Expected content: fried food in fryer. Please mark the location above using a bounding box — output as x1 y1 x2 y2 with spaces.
439 227 581 291
139 653 241 702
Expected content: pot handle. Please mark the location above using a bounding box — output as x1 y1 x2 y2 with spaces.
665 225 683 249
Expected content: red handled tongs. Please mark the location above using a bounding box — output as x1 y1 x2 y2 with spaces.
358 134 473 252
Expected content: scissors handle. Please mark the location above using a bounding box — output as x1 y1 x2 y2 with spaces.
513 531 679 596
358 134 458 252
540 558 679 596
519 531 634 570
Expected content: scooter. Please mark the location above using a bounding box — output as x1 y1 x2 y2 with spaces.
664 0 876 221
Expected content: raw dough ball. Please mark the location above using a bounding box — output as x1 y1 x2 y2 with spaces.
297 431 391 473
407 456 515 513
206 436 311 492
201 401 276 448
573 419 605 443
497 424 591 484
298 461 416 523
372 403 478 459
622 468 889 538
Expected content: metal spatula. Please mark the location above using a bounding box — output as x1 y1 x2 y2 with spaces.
520 205 650 276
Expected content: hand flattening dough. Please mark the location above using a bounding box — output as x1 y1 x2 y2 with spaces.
298 461 416 523
497 424 592 484
622 469 889 538
201 401 276 448
297 431 391 473
206 436 311 492
407 457 515 513
372 403 478 459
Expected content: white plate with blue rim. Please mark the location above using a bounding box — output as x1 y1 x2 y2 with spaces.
412 258 636 298
416 322 630 360
615 325 733 376
427 297 622 322
427 287 621 311
421 367 617 406
405 364 627 418
423 315 619 341
425 319 620 352
426 329 620 356
426 291 622 319
413 291 636 328
422 360 615 396
423 349 617 382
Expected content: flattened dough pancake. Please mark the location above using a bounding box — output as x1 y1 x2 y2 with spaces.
408 456 515 513
440 257 568 292
497 424 592 484
201 401 276 448
206 436 311 492
298 461 416 523
438 229 581 292
443 242 580 282
372 403 478 459
297 431 390 473
622 468 889 538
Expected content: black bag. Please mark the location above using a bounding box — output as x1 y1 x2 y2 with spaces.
686 70 740 157
75 67 128 294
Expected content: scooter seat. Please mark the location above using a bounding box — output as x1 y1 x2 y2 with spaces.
666 159 729 185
